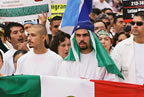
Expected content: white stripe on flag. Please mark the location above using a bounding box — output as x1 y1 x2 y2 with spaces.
40 76 94 97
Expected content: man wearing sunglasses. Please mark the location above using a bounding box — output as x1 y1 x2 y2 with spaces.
112 11 144 85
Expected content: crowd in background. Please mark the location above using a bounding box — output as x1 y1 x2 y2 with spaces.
0 0 144 85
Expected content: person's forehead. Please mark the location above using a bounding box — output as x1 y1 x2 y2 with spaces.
28 28 38 34
51 20 61 25
24 23 33 27
117 17 123 21
10 26 23 31
75 29 89 34
99 34 110 38
133 16 143 21
94 22 105 26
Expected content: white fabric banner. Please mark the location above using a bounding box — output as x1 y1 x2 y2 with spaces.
0 0 51 22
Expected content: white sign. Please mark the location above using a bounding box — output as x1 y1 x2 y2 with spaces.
0 0 51 22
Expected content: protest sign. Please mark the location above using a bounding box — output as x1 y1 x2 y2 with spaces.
123 0 144 22
0 0 51 22
48 4 66 20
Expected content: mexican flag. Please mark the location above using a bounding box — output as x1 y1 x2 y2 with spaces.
0 75 144 97
0 75 94 97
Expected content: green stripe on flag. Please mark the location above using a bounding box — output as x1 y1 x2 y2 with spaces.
0 4 49 17
0 75 41 97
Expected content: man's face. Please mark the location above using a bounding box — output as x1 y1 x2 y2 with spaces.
8 26 26 47
27 28 45 48
24 23 33 32
75 29 91 51
114 18 126 33
108 15 114 27
50 20 61 37
94 22 106 33
102 19 111 31
131 16 144 38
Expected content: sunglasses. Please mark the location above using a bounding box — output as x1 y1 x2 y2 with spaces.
130 21 144 26
54 25 59 28
105 22 111 26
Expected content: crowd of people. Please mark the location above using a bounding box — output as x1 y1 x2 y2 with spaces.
0 0 144 86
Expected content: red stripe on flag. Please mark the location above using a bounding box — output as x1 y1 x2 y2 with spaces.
90 80 144 97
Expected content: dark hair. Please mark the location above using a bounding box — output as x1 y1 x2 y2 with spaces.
102 8 113 13
113 15 123 24
112 32 130 47
119 7 123 12
0 51 3 62
94 20 108 29
5 22 24 38
96 13 111 23
134 11 144 20
50 16 62 24
50 31 70 54
91 8 102 15
107 12 116 18
13 50 27 63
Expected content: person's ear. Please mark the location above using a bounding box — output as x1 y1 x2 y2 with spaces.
6 37 11 43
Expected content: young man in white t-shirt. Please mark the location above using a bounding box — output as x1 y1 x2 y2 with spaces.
15 24 62 76
0 22 29 76
112 11 144 85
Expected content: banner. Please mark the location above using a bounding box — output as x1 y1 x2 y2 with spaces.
1 75 144 97
0 0 51 22
123 0 144 22
0 75 94 97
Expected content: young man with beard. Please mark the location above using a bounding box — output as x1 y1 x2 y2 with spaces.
0 22 29 75
58 21 123 80
15 24 62 76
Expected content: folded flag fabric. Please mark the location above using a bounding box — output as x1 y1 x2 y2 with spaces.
0 75 41 97
0 75 144 97
60 0 92 35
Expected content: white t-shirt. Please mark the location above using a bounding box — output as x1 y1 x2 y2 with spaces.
15 49 62 76
0 48 17 75
93 0 113 10
134 42 144 85
58 50 117 80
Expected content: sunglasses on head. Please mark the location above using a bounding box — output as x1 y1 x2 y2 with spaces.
130 21 144 26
